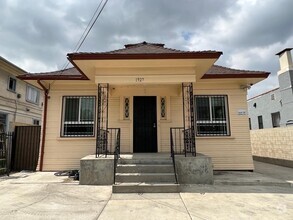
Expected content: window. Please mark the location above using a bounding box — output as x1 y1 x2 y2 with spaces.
0 114 7 132
8 77 16 92
249 118 251 130
271 94 275 100
271 112 280 128
123 97 130 120
258 116 263 129
160 96 167 119
195 95 229 136
26 86 40 104
62 96 95 137
33 119 40 125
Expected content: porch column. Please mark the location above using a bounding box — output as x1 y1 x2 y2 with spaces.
182 82 196 156
96 83 109 157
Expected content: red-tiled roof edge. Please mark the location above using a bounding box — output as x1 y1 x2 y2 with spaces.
247 87 280 101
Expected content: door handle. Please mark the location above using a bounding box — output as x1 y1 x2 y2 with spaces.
153 123 156 128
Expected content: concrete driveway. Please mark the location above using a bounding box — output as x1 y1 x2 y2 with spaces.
0 162 292 220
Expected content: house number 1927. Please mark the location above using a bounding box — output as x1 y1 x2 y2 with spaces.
135 77 144 82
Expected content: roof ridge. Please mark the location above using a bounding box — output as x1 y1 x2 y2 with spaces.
105 42 184 54
124 41 165 48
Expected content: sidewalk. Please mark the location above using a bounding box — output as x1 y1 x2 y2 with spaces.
213 161 293 187
0 161 292 219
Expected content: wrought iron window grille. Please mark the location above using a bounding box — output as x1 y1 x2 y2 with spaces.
124 97 130 120
160 96 167 119
61 96 95 137
194 95 229 136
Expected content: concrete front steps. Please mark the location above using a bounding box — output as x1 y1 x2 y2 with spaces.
113 156 179 193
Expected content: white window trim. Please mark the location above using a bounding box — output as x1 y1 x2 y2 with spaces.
7 76 17 92
26 85 40 104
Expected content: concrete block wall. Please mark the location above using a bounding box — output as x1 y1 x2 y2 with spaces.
250 126 293 161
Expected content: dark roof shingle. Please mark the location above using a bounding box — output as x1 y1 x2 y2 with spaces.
202 65 270 79
17 67 86 80
67 41 222 60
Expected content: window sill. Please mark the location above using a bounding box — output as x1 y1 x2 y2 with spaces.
196 136 235 139
7 89 16 93
26 99 39 105
57 137 96 141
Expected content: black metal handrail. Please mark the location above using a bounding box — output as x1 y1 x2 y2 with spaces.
170 127 196 156
170 127 184 155
96 128 121 157
170 128 179 184
97 129 108 157
112 128 120 184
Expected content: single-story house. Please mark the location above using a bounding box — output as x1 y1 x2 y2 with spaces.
19 42 270 172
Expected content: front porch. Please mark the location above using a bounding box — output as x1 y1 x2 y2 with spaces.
80 153 213 193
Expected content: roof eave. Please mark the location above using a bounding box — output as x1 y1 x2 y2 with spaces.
67 56 89 80
201 72 270 79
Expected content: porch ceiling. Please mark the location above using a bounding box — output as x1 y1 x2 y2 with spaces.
72 58 218 84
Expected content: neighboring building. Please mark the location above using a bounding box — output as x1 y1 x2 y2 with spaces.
19 42 269 171
248 48 293 130
0 56 43 132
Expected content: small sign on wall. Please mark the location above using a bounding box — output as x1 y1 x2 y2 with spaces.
238 109 247 115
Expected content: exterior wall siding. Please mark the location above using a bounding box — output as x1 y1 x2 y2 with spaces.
42 81 253 171
195 81 254 170
42 83 97 171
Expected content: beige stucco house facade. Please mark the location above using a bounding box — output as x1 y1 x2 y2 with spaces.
0 56 43 132
19 42 269 171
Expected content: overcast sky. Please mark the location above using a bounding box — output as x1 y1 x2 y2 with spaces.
1 0 293 98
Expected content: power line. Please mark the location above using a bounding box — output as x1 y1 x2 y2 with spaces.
72 0 104 53
61 0 109 71
75 0 109 52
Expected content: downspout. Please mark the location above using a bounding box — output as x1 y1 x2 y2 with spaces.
37 80 49 171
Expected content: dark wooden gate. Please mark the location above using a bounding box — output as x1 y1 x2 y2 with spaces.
133 96 157 153
11 126 41 171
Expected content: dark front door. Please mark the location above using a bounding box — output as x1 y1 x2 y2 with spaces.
133 96 157 153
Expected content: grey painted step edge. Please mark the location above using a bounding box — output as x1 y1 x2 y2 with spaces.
119 158 172 165
113 183 179 193
115 173 176 183
117 164 174 173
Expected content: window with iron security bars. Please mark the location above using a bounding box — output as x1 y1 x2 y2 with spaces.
61 96 96 137
194 95 229 136
160 96 167 119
